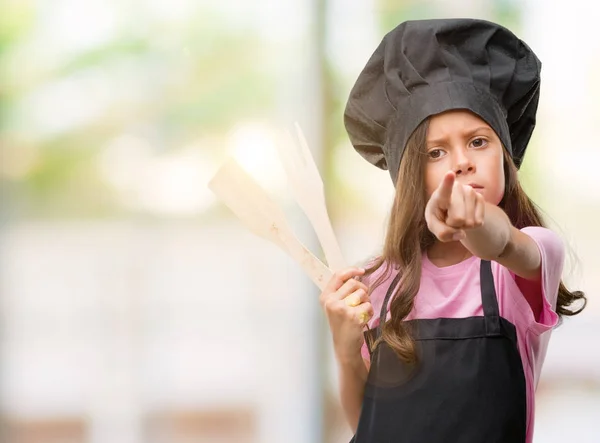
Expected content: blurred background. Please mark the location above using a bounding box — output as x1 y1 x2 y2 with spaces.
0 0 598 442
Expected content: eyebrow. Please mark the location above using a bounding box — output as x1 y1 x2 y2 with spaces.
426 126 494 146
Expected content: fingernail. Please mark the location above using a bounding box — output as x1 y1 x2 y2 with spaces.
452 233 464 241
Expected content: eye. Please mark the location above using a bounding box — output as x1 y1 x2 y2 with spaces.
471 138 488 148
427 148 446 159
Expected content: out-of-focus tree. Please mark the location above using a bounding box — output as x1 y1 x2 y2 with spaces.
1 3 276 219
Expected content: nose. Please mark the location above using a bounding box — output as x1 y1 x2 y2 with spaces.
453 149 475 176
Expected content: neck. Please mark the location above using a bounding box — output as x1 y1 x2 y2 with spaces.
426 240 473 267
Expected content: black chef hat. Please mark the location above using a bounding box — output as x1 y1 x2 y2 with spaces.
344 18 541 185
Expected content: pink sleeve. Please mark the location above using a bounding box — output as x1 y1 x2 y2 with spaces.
519 226 564 334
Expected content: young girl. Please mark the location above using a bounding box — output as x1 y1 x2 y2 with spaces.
319 19 586 443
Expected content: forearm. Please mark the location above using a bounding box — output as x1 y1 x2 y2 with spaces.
337 354 368 433
461 202 512 260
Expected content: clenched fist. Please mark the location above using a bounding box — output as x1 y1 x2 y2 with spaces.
319 267 374 363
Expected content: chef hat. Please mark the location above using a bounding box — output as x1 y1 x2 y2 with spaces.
344 18 541 185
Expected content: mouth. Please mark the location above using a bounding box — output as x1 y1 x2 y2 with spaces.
466 183 483 189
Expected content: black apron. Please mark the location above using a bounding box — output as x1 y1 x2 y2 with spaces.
351 260 527 443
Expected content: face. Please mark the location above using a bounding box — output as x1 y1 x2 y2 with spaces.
424 110 505 205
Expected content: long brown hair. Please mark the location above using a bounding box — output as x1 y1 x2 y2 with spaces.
363 117 587 364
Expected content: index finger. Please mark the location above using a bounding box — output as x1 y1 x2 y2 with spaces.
324 267 365 293
435 171 455 211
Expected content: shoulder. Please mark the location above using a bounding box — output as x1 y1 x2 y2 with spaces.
359 258 400 326
359 256 398 290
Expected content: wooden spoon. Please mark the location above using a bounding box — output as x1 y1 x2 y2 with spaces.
208 158 332 290
275 123 346 272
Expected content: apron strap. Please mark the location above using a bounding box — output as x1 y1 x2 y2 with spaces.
480 260 502 335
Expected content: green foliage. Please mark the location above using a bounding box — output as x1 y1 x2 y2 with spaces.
0 3 276 218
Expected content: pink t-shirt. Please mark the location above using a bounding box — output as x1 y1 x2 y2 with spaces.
360 226 564 443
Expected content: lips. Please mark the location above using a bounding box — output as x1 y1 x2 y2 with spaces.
467 183 483 189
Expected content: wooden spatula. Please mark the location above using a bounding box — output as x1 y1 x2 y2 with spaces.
275 123 346 272
208 158 332 290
